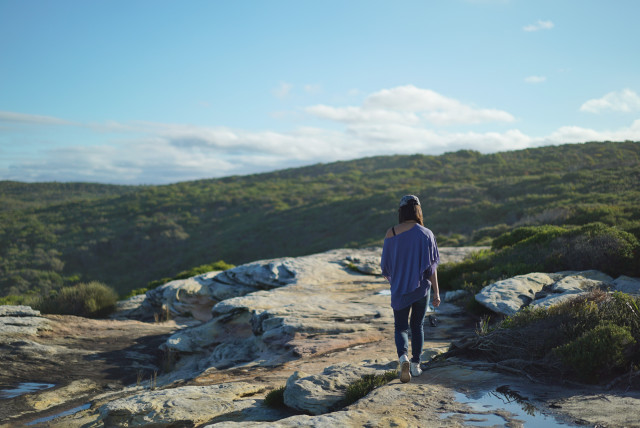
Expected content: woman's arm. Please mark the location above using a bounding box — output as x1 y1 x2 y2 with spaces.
429 269 440 307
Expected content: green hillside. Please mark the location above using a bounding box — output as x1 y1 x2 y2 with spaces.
1 141 639 297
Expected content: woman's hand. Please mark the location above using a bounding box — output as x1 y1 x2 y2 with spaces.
432 294 441 308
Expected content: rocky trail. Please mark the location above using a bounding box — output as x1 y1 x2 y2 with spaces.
2 247 640 427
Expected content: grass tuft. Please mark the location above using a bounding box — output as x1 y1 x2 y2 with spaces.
342 370 398 407
264 385 286 409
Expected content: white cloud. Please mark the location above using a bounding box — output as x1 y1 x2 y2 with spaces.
524 76 546 84
0 110 73 125
272 82 293 99
303 84 321 94
545 119 640 143
523 20 554 32
580 89 640 113
3 85 640 184
308 85 515 126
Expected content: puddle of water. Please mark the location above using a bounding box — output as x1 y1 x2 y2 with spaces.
443 387 577 427
0 382 56 399
26 403 91 426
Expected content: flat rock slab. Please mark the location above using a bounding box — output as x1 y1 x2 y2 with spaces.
0 306 51 338
98 382 264 427
551 393 640 427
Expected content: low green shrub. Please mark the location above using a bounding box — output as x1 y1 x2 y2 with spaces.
554 321 635 383
500 306 548 330
0 294 28 306
34 281 118 318
491 225 566 250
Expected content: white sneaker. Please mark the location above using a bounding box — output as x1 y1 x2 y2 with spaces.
399 355 411 383
410 362 422 377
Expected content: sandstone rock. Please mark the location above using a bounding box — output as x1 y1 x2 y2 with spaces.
530 292 582 310
213 259 297 289
145 273 220 321
531 271 614 310
444 289 469 302
162 310 253 353
343 254 382 275
550 270 613 293
0 305 41 317
112 294 147 320
421 346 447 362
551 393 640 427
612 275 640 295
0 306 51 337
98 382 264 427
116 258 302 322
25 379 100 411
198 337 262 370
283 360 396 415
475 273 557 316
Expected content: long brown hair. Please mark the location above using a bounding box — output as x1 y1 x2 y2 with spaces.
398 202 424 225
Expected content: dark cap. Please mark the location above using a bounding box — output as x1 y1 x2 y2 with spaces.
399 195 420 208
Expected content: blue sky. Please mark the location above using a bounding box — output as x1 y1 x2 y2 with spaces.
1 0 639 184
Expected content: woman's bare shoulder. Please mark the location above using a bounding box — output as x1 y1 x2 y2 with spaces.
384 227 395 239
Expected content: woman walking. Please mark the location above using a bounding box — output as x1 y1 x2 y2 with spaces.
380 195 440 383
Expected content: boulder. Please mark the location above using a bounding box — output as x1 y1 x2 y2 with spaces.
550 270 613 293
98 382 264 427
531 271 614 310
475 273 557 316
612 275 640 295
213 259 297 289
144 273 220 321
283 360 396 415
343 254 382 275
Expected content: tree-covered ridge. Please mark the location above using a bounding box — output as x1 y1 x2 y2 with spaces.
0 181 138 212
1 141 639 298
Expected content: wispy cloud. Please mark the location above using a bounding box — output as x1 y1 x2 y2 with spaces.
580 89 640 113
272 82 293 99
524 76 546 84
523 20 554 32
0 111 73 126
303 84 322 94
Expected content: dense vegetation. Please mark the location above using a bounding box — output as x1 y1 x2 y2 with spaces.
440 222 640 293
1 141 639 299
450 290 640 385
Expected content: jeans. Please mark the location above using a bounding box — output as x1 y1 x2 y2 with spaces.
393 296 428 363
